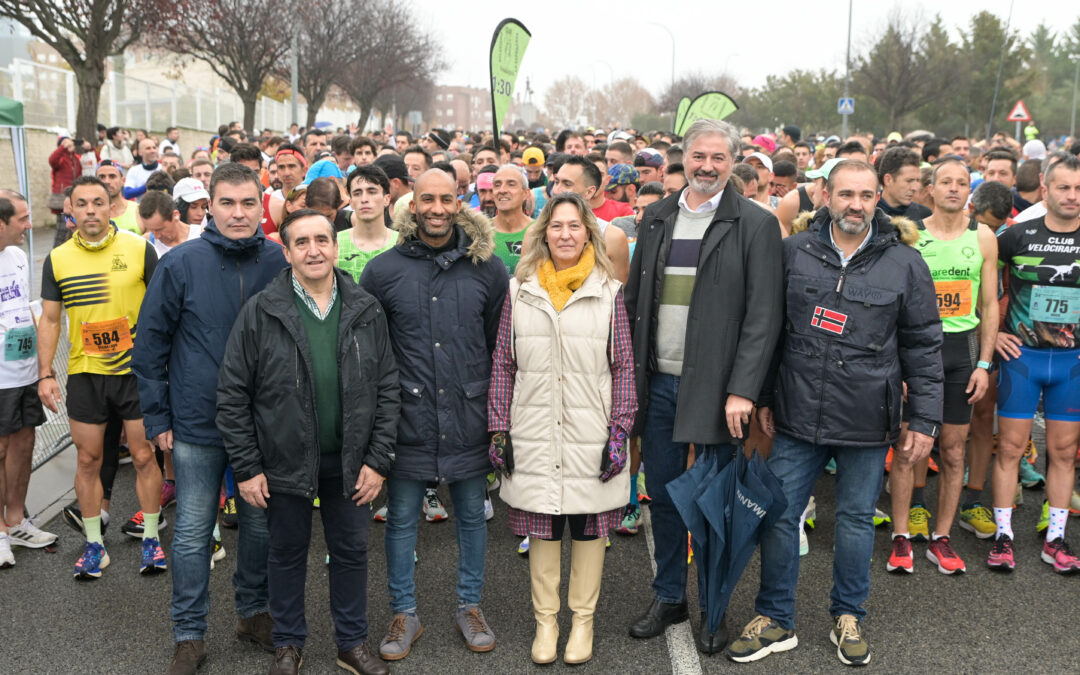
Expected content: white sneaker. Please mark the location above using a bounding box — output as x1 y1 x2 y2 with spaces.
373 505 388 522
799 528 809 557
210 538 226 570
7 518 58 548
423 489 448 522
484 498 494 521
0 534 14 568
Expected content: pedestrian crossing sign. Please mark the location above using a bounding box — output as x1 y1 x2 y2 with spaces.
838 98 855 115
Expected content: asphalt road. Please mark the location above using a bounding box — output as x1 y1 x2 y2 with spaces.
3 437 1080 674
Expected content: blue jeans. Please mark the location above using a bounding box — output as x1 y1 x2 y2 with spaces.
385 475 487 614
754 432 888 629
641 373 733 606
171 440 270 642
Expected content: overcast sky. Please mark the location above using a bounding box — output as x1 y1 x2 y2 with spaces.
416 0 1066 107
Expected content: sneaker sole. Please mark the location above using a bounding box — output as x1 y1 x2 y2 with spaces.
958 519 995 539
727 634 798 663
830 631 871 666
885 559 913 573
424 515 448 523
1040 551 1080 573
61 509 86 535
140 563 168 575
926 550 965 575
74 552 110 580
380 625 423 661
987 559 1015 571
456 623 495 653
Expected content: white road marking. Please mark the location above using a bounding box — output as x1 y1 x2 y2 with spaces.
642 505 703 675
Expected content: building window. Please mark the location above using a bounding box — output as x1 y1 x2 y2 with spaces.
446 94 453 102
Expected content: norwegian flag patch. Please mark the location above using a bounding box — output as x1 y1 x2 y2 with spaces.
811 306 848 335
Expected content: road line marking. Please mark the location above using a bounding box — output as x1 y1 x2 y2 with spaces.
642 505 703 675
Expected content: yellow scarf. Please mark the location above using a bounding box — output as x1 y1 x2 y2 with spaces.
73 223 118 251
538 243 595 311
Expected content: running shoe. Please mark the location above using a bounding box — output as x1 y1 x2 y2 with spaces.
1070 491 1080 516
117 445 132 465
637 471 651 505
1036 501 1049 534
615 504 641 535
140 537 167 575
484 498 494 521
606 536 611 548
802 496 817 530
61 503 108 536
221 497 238 528
958 504 996 539
799 528 809 557
160 481 177 509
313 497 321 509
884 447 893 473
1018 460 1046 489
926 536 965 574
926 455 939 475
824 458 837 475
121 511 168 538
486 472 500 492
74 541 109 580
7 518 57 548
0 533 14 569
517 536 530 555
373 505 388 522
831 614 871 666
1024 438 1038 464
886 535 913 573
908 506 931 541
726 615 798 663
1041 537 1080 573
1013 482 1023 507
210 538 226 570
873 508 892 528
987 534 1015 571
423 489 448 522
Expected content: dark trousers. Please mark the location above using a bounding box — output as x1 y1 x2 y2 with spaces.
538 514 598 542
266 459 370 650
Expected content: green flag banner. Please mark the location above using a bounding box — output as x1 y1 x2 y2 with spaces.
674 96 691 134
489 18 531 143
675 91 739 136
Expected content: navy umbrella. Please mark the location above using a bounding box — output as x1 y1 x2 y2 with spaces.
696 447 788 634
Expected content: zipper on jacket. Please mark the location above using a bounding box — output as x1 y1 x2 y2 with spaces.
835 265 848 294
238 258 246 303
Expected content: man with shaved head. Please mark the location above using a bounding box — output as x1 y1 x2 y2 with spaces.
360 169 509 661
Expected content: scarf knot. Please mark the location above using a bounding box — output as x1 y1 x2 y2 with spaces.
538 243 595 311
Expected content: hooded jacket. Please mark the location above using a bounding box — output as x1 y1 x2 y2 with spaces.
761 207 943 446
215 268 399 498
133 219 288 447
359 206 509 483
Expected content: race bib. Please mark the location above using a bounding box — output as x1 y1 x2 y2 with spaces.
81 317 133 356
1030 286 1080 324
3 325 35 361
934 280 973 318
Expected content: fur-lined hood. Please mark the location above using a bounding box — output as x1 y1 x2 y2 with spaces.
790 207 919 247
391 203 495 263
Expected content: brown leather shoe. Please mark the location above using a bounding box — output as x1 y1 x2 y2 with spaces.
269 646 302 675
165 640 206 675
237 612 275 653
336 642 389 675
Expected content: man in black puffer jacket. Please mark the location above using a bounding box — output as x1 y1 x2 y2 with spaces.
217 210 398 675
727 160 943 668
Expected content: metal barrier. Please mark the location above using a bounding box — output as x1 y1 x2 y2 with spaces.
31 318 73 471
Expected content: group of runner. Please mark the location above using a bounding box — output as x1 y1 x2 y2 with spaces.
2 117 1080 671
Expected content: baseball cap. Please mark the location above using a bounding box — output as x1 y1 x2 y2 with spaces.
744 152 774 173
1023 139 1047 160
609 130 632 143
173 177 210 203
886 131 903 143
523 147 545 166
804 157 847 181
752 134 777 155
305 158 344 182
606 164 640 190
373 154 411 183
634 149 664 169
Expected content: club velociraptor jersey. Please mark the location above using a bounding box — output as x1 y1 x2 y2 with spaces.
41 228 157 375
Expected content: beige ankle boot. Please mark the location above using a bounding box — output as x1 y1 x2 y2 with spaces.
529 538 562 663
564 537 606 664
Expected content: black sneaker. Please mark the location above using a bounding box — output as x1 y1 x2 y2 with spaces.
726 615 797 663
221 497 238 529
120 511 168 538
61 503 108 536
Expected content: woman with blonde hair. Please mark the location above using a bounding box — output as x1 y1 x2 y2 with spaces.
488 191 637 665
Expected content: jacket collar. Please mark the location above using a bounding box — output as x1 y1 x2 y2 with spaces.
391 203 495 265
201 218 269 255
260 267 377 328
653 183 742 224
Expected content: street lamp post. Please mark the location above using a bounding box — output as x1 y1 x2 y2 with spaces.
648 22 675 130
841 0 853 138
1071 54 1080 140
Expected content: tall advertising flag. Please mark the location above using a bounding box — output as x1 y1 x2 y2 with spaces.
674 96 691 134
490 19 531 143
675 92 739 136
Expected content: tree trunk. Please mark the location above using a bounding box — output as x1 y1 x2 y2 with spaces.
304 91 326 130
75 65 106 141
242 93 258 134
357 101 374 135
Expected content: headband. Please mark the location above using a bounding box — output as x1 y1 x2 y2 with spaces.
274 148 308 168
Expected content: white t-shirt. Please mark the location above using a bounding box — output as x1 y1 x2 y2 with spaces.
0 246 38 389
1015 201 1047 223
148 224 203 258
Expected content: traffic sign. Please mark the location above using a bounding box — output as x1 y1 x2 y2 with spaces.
838 97 855 115
1007 100 1031 123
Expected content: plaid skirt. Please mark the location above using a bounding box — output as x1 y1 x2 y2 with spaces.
507 506 623 538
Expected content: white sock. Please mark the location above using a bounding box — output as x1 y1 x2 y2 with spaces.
994 507 1013 539
1047 507 1069 542
100 509 110 526
893 531 909 539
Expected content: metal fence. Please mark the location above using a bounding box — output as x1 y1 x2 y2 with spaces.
31 315 73 471
0 58 365 133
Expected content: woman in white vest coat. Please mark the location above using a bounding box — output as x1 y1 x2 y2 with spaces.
488 192 637 665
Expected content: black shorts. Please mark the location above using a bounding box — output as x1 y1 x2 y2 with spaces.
66 373 142 425
0 383 46 436
903 329 978 426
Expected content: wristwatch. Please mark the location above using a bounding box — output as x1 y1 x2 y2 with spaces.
977 360 993 371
